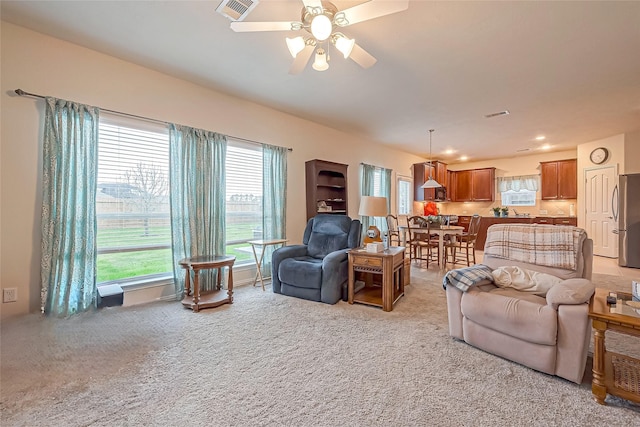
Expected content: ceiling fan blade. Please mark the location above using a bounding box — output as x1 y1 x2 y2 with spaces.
230 21 296 32
301 0 323 9
349 43 377 69
339 0 409 26
289 45 314 75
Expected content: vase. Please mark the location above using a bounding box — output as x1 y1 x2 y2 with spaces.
493 212 500 217
502 212 508 217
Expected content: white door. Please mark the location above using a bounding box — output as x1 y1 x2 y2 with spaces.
585 166 617 258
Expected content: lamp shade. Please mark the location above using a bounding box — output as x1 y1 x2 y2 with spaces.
358 196 388 217
421 177 442 188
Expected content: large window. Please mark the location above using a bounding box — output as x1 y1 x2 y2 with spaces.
96 115 172 284
225 139 263 264
97 121 267 284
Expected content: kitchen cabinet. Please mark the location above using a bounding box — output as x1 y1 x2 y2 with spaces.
305 159 348 221
533 217 577 226
540 159 577 200
446 170 456 201
457 215 471 232
454 170 472 201
413 161 447 201
553 217 577 226
476 216 579 249
452 168 496 202
476 217 530 250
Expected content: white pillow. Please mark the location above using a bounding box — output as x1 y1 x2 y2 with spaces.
491 266 562 295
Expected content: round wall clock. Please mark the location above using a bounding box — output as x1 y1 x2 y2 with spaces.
590 147 609 164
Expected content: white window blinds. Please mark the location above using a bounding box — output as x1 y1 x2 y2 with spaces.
96 114 171 284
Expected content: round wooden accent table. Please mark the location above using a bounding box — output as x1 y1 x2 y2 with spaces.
179 255 236 312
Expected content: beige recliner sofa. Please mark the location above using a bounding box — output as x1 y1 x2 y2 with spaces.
445 224 594 384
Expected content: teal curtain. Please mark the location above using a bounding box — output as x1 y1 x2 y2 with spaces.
169 125 227 295
41 97 99 316
360 164 392 234
360 164 376 232
261 144 288 275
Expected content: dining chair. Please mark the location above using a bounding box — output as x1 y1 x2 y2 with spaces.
407 216 439 266
385 214 401 247
444 214 481 266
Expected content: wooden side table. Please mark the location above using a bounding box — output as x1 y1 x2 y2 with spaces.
179 255 236 312
247 239 288 291
588 288 640 405
347 247 405 312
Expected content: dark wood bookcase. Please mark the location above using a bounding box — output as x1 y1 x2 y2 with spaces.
305 159 349 221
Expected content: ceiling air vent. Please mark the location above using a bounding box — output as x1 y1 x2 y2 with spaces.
216 0 259 22
484 110 510 118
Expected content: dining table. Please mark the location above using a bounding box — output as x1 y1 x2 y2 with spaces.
398 224 465 268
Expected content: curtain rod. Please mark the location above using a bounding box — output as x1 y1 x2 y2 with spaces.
14 88 293 151
360 162 388 170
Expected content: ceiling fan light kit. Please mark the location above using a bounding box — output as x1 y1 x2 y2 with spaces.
310 13 332 40
312 48 329 71
286 36 306 58
229 0 409 74
334 34 355 58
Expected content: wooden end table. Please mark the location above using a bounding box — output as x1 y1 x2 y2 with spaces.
588 288 640 405
347 246 405 312
179 255 236 312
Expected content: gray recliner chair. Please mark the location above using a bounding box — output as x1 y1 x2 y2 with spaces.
272 214 361 304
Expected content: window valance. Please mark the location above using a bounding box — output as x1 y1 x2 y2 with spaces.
498 175 539 192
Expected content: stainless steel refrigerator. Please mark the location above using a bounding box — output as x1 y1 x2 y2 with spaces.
613 173 640 268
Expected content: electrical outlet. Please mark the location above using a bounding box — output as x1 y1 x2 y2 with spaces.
3 288 17 303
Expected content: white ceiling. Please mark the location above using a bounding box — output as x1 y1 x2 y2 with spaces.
3 1 640 162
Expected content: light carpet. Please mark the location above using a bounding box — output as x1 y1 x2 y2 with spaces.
1 269 639 426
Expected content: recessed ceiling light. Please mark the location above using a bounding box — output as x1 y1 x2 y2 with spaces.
459 155 468 161
444 149 455 155
535 135 546 141
540 144 551 150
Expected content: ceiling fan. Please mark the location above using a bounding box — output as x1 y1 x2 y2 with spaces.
230 0 409 74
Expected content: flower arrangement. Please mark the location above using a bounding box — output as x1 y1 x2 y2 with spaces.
501 207 509 217
425 215 442 225
491 207 501 217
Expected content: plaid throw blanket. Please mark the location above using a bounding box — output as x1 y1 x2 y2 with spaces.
484 224 585 271
442 264 494 292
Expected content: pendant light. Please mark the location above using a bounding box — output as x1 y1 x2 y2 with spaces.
421 129 442 189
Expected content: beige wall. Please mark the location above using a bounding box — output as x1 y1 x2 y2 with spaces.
623 130 640 174
0 22 424 319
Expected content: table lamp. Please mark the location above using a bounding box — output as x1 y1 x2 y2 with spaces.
358 196 388 244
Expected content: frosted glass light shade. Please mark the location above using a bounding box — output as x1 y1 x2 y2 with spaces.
286 36 305 58
311 14 332 41
312 48 329 71
335 36 355 58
